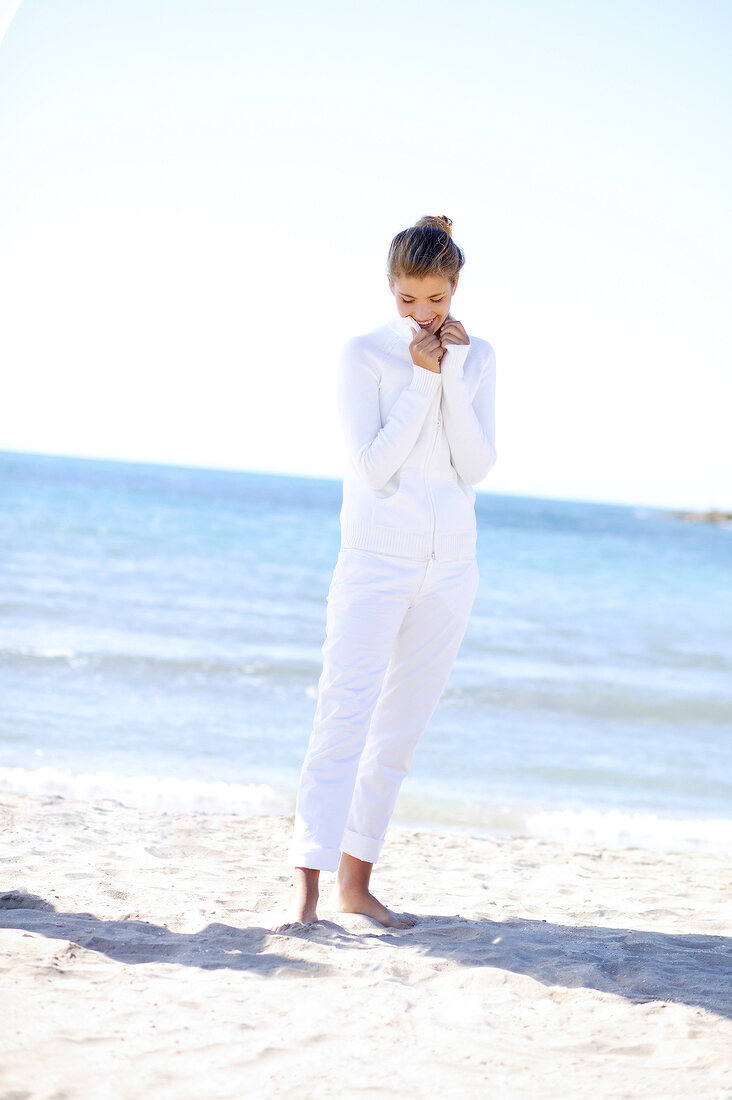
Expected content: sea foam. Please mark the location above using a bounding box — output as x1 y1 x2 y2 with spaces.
525 806 732 855
0 765 293 816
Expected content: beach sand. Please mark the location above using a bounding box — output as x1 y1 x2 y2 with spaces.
1 789 731 1099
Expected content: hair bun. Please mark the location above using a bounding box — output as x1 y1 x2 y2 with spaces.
415 214 453 237
387 216 464 280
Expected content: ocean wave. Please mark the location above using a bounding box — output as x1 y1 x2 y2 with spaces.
444 680 732 723
4 646 729 725
393 791 732 855
524 806 732 855
0 645 321 683
0 765 294 816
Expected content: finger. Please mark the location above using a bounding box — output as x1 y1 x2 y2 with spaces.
413 334 441 352
441 325 468 344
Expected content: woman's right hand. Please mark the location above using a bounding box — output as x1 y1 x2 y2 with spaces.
409 329 444 373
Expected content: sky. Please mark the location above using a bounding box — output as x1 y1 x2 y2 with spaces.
0 0 730 510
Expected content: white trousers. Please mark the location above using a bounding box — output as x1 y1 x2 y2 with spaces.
289 548 479 871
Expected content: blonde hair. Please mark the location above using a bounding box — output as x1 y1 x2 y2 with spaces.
387 215 465 283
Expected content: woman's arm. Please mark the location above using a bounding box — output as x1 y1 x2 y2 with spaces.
439 342 497 485
338 340 441 492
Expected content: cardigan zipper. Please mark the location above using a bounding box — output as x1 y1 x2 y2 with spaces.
425 408 442 559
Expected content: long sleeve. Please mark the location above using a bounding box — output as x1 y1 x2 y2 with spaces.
338 340 442 492
439 342 497 485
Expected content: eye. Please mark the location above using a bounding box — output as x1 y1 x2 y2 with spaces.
400 297 415 304
430 296 445 303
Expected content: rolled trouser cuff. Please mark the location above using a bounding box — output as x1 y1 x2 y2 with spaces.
339 827 384 865
288 842 341 872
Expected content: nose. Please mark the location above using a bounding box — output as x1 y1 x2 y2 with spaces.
414 305 432 321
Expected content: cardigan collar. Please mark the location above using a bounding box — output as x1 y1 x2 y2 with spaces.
387 314 420 342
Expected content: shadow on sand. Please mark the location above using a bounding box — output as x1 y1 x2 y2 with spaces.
0 890 324 975
368 911 732 1020
2 891 730 1019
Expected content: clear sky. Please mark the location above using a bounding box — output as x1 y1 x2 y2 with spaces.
1 0 730 509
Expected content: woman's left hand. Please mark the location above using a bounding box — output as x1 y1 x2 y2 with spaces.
440 317 470 347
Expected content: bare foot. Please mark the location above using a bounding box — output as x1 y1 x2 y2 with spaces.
271 919 316 934
333 884 416 929
271 867 320 933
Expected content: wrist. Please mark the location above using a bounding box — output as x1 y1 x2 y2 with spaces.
411 356 441 373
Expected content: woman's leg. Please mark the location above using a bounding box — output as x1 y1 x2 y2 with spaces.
339 557 479 870
284 551 417 921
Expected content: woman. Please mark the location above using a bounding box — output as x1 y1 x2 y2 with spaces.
281 215 497 930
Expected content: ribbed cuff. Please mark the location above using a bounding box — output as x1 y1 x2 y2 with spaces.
409 363 443 396
440 343 469 379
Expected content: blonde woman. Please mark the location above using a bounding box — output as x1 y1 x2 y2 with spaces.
280 216 497 930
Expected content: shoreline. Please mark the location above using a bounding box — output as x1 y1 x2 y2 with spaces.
2 765 732 858
2 788 731 1098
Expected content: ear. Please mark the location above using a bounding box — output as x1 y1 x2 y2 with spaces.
451 274 460 294
387 275 395 293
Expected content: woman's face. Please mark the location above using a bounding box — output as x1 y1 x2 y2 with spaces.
389 272 458 335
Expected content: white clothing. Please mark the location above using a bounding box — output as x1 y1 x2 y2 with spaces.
289 549 479 871
289 315 497 871
338 315 497 562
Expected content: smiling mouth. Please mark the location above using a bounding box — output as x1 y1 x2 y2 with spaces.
415 319 435 329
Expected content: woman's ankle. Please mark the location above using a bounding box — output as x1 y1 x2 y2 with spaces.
336 853 373 895
293 866 320 896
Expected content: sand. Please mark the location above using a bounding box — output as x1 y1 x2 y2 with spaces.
1 789 731 1100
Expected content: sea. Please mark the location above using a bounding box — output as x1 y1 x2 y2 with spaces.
2 450 731 854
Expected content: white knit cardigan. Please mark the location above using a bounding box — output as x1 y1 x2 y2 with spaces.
337 314 497 561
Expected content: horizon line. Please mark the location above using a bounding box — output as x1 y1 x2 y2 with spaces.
0 446 723 517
